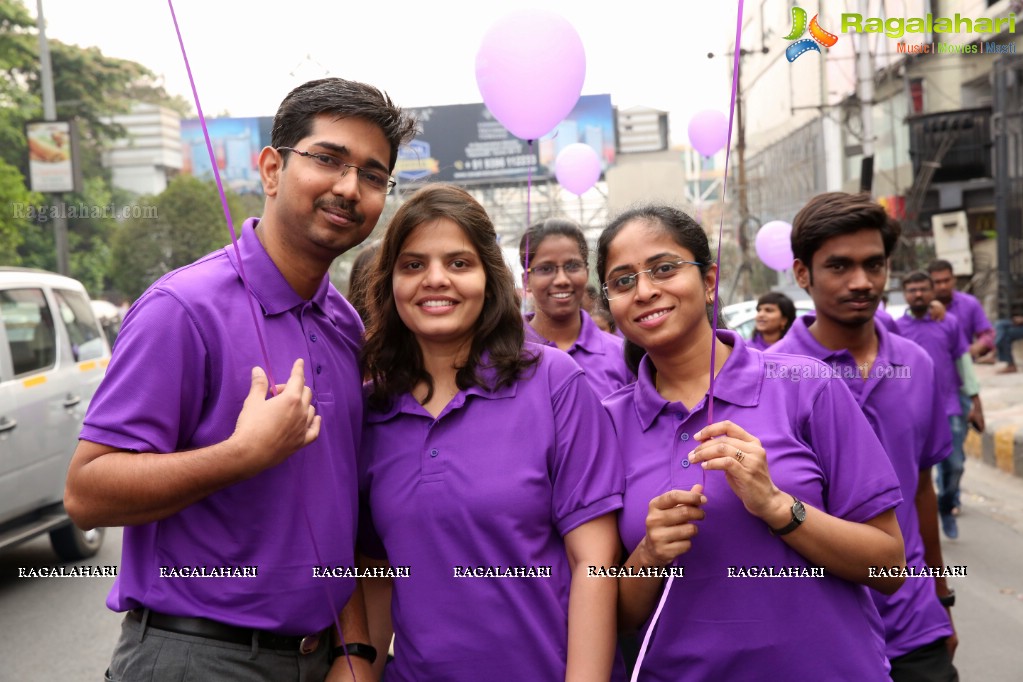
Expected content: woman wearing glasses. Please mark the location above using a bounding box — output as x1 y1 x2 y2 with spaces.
519 218 633 398
597 205 907 680
358 184 622 681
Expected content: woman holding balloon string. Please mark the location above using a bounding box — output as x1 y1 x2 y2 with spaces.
519 218 634 399
597 204 908 680
357 184 622 681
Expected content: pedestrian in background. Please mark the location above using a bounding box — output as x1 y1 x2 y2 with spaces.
358 184 622 681
897 271 985 540
598 203 905 681
747 290 796 350
773 191 958 680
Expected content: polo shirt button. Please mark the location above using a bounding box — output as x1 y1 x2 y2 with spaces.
681 459 690 468
675 413 684 420
316 365 322 374
679 433 689 441
430 448 439 457
310 334 318 342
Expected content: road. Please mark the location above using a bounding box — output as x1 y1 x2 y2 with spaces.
0 461 1020 680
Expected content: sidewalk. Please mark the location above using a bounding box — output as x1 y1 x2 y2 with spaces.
965 363 1023 478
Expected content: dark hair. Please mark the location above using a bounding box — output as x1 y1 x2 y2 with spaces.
518 217 589 269
926 259 954 275
361 184 537 407
347 241 381 324
590 305 616 333
756 291 797 335
271 78 418 171
902 270 933 288
791 192 901 273
596 205 714 374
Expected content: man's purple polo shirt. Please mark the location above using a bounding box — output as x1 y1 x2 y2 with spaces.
896 312 968 416
80 218 363 635
875 306 900 335
358 344 623 681
523 310 634 398
772 316 953 658
604 331 900 681
947 289 993 347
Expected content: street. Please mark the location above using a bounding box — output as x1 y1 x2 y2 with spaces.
1 461 1021 680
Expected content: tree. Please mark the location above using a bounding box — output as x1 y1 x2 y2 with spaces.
110 175 249 300
0 157 43 263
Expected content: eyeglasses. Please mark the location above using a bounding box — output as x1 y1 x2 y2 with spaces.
602 259 703 300
526 260 587 278
276 147 396 195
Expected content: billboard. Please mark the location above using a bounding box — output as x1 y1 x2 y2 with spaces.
25 120 82 193
180 94 616 192
181 117 272 194
397 94 615 187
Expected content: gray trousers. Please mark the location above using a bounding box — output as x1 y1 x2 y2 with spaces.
104 613 331 682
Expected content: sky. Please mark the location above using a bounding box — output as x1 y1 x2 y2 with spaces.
28 0 743 147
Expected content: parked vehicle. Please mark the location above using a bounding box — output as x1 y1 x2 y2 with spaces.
0 268 110 560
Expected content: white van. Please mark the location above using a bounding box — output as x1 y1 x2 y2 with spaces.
0 267 110 560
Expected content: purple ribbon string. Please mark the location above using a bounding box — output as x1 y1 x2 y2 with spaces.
166 2 354 677
629 1 744 678
166 1 276 393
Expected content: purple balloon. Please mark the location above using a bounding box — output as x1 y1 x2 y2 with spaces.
755 220 795 271
554 143 601 195
687 109 729 157
475 10 586 141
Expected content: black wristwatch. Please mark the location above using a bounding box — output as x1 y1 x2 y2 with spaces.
939 590 956 608
332 642 378 664
770 497 806 536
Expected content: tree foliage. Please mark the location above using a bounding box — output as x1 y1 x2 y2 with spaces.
0 157 43 263
110 175 251 301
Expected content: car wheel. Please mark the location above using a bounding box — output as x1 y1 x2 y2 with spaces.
50 523 105 561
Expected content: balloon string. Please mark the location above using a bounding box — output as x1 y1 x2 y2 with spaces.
629 1 744 679
522 139 534 314
167 2 353 678
166 0 276 394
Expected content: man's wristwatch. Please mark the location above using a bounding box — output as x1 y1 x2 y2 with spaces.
332 642 378 664
770 497 806 536
939 590 956 608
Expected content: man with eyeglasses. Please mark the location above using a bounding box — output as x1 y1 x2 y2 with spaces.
66 78 417 682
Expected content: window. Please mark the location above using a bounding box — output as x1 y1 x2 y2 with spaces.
1 288 56 376
53 290 104 361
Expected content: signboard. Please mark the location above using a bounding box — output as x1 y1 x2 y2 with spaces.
181 117 272 194
397 94 616 187
25 120 81 193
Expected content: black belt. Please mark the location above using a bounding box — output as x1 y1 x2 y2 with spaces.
127 608 324 654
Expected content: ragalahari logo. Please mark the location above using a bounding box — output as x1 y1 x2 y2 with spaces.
785 7 839 62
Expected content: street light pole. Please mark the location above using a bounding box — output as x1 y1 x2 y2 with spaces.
35 0 70 276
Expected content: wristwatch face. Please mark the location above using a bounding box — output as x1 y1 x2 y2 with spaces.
793 499 806 523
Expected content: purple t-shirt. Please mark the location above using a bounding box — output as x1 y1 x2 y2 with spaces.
603 331 900 681
80 218 363 635
947 290 993 347
524 310 634 398
895 312 968 416
875 306 900 335
747 332 771 351
359 344 624 681
772 316 953 658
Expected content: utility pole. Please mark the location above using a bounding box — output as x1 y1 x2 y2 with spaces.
36 0 69 275
856 0 875 194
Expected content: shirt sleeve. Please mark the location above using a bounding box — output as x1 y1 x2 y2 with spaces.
548 356 625 536
80 288 207 453
807 377 903 523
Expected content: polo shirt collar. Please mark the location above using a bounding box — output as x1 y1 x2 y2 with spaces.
522 311 607 356
633 329 761 431
366 351 519 424
786 314 910 367
226 217 333 319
